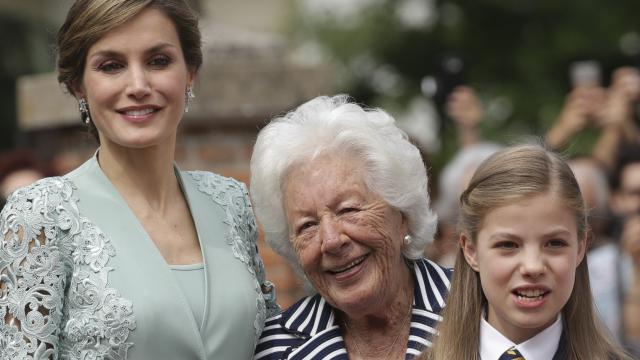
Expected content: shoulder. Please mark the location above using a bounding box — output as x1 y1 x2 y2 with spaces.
7 175 75 200
183 170 247 197
414 258 453 284
183 169 255 226
1 176 81 263
2 176 78 223
412 258 453 313
182 170 255 228
255 311 305 360
254 313 297 359
255 294 329 359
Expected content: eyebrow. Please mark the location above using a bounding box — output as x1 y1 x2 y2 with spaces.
543 229 573 238
488 229 573 242
88 42 178 60
488 232 519 242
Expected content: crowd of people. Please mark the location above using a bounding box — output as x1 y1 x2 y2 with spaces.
1 0 639 359
428 69 640 357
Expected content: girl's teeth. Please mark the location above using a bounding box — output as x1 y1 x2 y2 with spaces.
516 289 546 298
517 295 544 302
524 290 540 297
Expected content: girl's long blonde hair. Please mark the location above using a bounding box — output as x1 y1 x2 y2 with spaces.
422 144 631 360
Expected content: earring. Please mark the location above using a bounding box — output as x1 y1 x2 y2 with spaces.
185 87 195 113
403 234 412 246
78 98 91 124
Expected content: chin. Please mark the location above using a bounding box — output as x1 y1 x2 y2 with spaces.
112 132 170 149
330 289 377 317
511 313 556 330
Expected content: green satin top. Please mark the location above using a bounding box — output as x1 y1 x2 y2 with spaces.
170 263 206 329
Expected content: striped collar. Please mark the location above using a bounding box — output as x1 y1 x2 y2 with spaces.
277 258 451 358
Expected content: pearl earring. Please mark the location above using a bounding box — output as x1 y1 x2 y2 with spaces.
403 234 412 246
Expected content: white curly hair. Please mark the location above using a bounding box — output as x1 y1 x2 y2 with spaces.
250 95 438 276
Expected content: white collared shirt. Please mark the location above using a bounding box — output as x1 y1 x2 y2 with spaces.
479 314 562 360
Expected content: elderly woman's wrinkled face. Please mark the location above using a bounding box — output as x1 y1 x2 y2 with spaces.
283 154 409 317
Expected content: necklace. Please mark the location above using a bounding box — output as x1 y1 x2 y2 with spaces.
343 304 413 360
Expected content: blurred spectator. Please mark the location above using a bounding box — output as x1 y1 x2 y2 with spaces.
429 86 502 266
0 150 50 209
445 86 484 148
610 150 640 355
546 66 640 173
569 158 623 341
546 69 640 349
590 67 640 172
545 84 605 150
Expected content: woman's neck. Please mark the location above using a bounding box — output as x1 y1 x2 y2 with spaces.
98 139 178 213
341 264 414 359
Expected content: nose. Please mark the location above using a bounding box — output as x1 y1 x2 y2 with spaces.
125 65 151 99
519 248 546 278
319 216 349 254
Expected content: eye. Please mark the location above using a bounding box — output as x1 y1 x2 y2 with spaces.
297 221 317 234
97 61 124 73
546 239 568 248
494 241 518 250
338 207 359 215
149 55 172 68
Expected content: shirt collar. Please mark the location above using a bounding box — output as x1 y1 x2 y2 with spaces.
518 315 562 360
479 312 562 360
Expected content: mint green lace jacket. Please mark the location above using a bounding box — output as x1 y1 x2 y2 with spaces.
0 156 279 360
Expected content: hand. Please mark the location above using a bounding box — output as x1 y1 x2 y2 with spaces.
556 86 605 133
612 66 640 100
445 86 484 129
596 67 640 128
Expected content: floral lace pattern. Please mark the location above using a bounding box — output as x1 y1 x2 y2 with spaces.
0 177 136 360
189 171 279 342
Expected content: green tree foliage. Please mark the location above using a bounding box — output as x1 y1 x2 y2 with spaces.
293 0 640 169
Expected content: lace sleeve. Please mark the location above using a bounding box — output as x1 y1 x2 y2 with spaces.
239 183 280 318
0 180 74 360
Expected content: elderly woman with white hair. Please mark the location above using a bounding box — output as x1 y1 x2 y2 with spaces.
251 95 451 360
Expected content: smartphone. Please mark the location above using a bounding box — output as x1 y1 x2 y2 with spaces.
569 60 601 87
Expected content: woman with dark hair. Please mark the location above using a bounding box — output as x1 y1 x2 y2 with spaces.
0 1 277 359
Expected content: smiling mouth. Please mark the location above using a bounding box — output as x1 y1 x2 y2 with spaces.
327 254 369 274
117 107 160 116
512 289 550 302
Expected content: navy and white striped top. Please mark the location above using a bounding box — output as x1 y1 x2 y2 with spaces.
255 258 452 360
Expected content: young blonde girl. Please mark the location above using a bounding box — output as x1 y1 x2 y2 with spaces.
420 144 631 360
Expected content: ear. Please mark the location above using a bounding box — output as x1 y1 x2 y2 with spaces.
400 211 409 234
460 233 479 272
71 82 85 100
187 68 196 88
576 230 587 266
